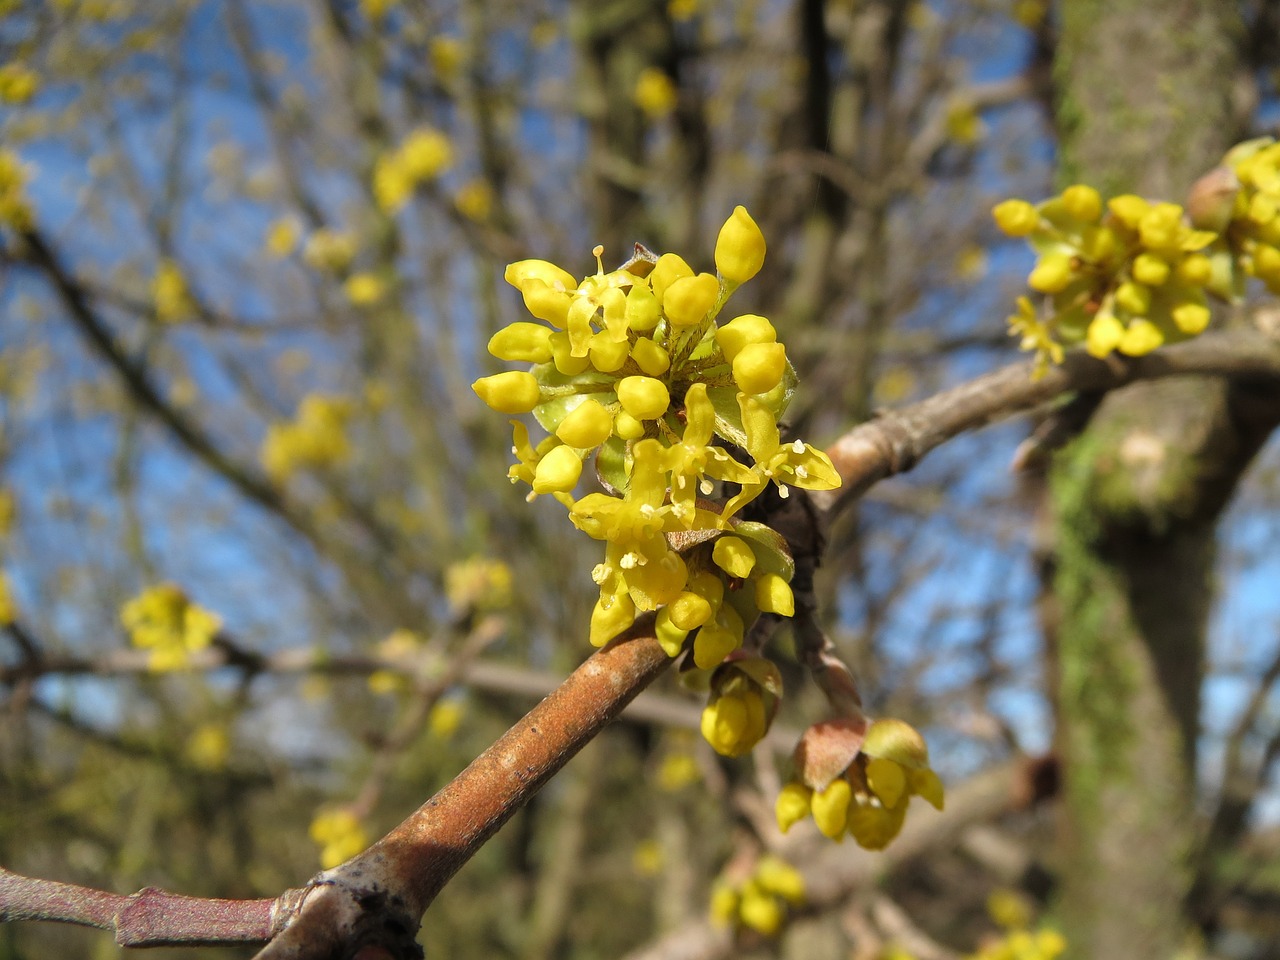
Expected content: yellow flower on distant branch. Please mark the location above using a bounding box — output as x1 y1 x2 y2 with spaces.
309 807 368 869
152 258 194 323
634 67 677 118
120 583 222 672
0 63 38 104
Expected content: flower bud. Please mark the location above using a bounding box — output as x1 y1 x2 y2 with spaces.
712 535 756 578
755 572 794 616
732 342 787 394
991 198 1039 236
1060 184 1102 222
1171 301 1210 335
668 590 713 630
648 252 693 302
488 322 554 362
472 371 540 413
1115 281 1151 316
664 272 720 327
555 399 613 448
1027 252 1074 293
715 205 766 283
775 782 813 833
532 444 582 494
630 337 670 376
613 410 646 440
616 376 670 420
1118 318 1164 355
715 314 776 362
1085 310 1124 358
590 588 636 647
1131 252 1170 286
625 282 661 331
504 258 576 292
548 331 591 375
520 279 572 327
811 778 852 839
588 332 630 372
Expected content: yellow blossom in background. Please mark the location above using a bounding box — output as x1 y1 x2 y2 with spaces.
185 724 231 772
264 217 299 258
657 750 700 791
445 556 513 613
0 488 14 536
632 838 663 876
964 888 1067 960
309 807 368 869
368 627 423 694
633 67 678 118
945 97 984 145
152 258 193 323
359 0 397 21
303 228 356 272
668 0 699 20
953 244 989 282
709 855 805 937
529 19 557 48
1012 0 1048 28
0 63 38 104
455 178 494 222
261 393 353 481
428 699 463 738
0 149 33 229
0 571 16 625
373 152 414 213
399 127 453 180
429 36 464 79
121 583 222 672
344 272 385 306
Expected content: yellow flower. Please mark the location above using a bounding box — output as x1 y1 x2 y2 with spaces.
445 557 512 612
121 583 222 672
152 259 193 323
633 67 677 118
430 37 464 79
264 217 299 257
455 178 494 221
715 206 766 284
261 394 353 480
186 724 231 772
344 272 385 306
400 127 453 180
373 152 414 213
992 199 1039 237
428 699 463 738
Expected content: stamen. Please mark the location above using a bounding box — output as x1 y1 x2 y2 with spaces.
792 439 805 454
700 479 714 495
777 484 790 499
593 244 605 275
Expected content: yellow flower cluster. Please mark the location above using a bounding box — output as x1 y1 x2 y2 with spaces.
994 185 1216 369
120 583 222 672
0 149 32 230
374 127 454 213
261 393 353 481
701 656 782 757
152 258 193 323
997 137 1280 370
709 855 805 937
264 217 300 258
309 807 368 869
367 627 424 695
966 890 1066 960
444 556 513 613
344 271 385 306
473 207 840 662
776 718 944 849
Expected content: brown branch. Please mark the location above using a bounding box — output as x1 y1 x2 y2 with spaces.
813 329 1280 512
0 866 283 946
6 330 1280 957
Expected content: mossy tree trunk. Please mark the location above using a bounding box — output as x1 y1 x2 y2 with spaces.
1047 2 1269 956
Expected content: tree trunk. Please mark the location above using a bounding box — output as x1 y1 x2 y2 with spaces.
1047 2 1260 956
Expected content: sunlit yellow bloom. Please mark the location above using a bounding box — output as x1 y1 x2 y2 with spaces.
732 341 786 394
445 557 512 612
0 571 16 625
303 229 357 272
430 36 464 78
615 375 669 420
992 198 1039 236
715 313 776 362
428 699 464 738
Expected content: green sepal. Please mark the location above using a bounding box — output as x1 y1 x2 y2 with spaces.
595 435 628 495
729 521 795 581
530 363 613 434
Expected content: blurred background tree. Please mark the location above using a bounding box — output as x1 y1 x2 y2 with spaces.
2 1 1280 958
